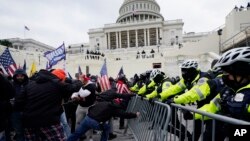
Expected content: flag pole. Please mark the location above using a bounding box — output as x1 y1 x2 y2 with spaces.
63 42 66 71
23 26 26 39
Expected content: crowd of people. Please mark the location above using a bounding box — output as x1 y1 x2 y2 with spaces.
0 46 250 141
85 50 105 60
0 67 138 141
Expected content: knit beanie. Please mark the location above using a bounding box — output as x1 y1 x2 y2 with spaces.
81 74 90 81
52 69 66 81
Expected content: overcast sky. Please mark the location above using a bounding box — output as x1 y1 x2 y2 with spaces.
0 0 248 47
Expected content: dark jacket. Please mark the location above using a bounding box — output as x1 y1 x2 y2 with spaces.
14 70 82 128
12 69 29 100
0 74 15 131
79 81 96 107
88 101 137 123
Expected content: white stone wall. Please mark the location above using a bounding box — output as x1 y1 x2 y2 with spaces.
0 45 218 79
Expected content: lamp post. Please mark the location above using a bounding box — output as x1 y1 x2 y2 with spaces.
80 44 84 53
96 43 100 51
38 54 40 65
245 30 249 46
157 37 162 53
217 29 223 54
175 36 179 45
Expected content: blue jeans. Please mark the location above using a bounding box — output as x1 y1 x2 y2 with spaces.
60 112 71 138
67 116 110 141
0 131 5 141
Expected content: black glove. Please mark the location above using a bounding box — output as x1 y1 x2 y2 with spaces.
165 98 174 105
121 94 136 100
140 95 144 100
148 98 157 105
129 93 137 97
183 110 193 120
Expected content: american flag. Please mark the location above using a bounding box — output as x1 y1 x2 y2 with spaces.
0 48 17 76
132 7 137 17
116 80 130 94
99 59 111 92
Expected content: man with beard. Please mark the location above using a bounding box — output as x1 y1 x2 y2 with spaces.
11 69 29 141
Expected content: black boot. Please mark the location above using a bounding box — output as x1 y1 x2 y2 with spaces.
108 133 117 140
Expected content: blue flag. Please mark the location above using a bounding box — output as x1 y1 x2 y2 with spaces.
44 43 66 68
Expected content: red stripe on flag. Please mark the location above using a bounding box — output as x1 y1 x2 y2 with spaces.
116 81 131 94
100 75 110 92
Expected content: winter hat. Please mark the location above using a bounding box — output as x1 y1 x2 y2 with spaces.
52 69 66 81
81 74 90 81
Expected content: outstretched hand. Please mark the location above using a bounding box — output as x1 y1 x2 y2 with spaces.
136 112 140 117
165 98 174 105
183 110 193 120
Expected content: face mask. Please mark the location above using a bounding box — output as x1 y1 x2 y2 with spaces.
153 74 164 83
222 74 248 90
181 68 198 82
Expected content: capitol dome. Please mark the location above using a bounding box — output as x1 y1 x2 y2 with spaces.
117 0 164 23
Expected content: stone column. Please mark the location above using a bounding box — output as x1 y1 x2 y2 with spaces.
156 27 159 44
108 32 111 49
135 29 138 47
127 30 130 48
106 33 109 49
119 31 122 49
147 28 150 46
159 28 163 45
116 32 119 49
144 28 147 46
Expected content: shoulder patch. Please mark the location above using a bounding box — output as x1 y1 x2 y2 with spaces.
234 93 244 102
197 78 207 86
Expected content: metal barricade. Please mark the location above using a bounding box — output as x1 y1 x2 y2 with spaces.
126 96 250 141
169 103 250 141
126 96 171 141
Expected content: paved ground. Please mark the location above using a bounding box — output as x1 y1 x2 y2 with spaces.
84 119 135 141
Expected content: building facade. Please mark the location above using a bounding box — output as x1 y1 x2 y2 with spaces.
7 38 54 52
1 1 250 78
88 0 184 51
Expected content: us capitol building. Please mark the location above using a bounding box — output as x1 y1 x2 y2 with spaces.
1 0 250 78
